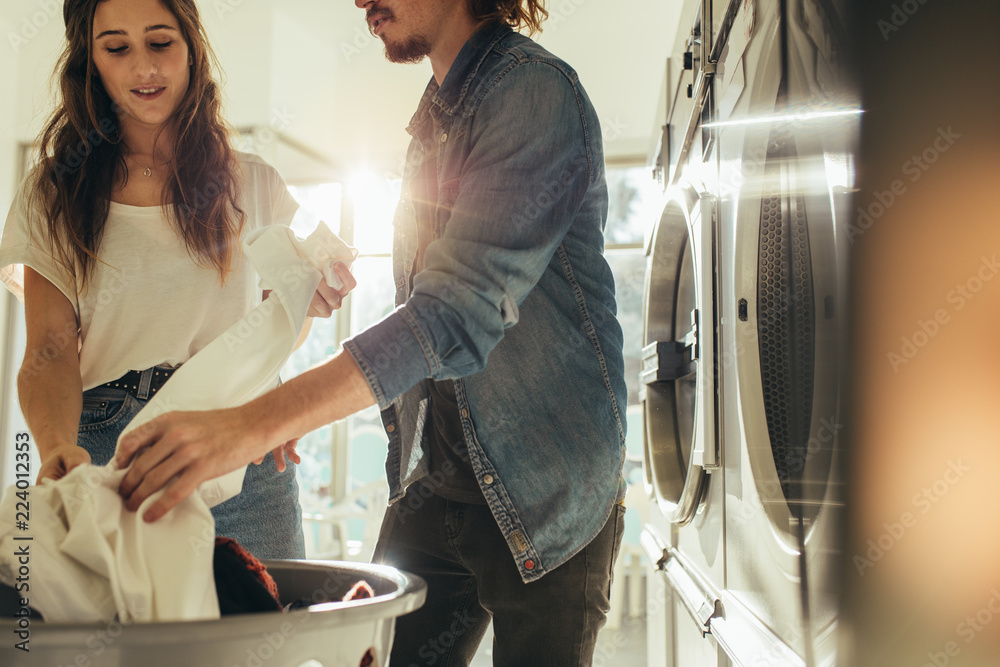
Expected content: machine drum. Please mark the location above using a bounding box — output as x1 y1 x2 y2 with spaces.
757 132 816 509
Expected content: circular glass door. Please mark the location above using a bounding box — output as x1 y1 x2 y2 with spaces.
641 189 711 526
735 125 843 533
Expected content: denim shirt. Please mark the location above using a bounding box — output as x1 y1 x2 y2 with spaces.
343 23 627 583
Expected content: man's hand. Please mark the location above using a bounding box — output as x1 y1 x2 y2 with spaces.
113 349 377 523
115 406 277 523
37 445 91 483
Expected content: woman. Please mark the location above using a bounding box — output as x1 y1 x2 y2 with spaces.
0 0 354 559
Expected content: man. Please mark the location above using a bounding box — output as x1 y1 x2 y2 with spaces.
118 0 628 662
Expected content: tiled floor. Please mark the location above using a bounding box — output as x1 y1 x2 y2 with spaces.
468 614 648 666
469 584 649 666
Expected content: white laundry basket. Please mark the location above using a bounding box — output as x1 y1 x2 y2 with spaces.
0 559 426 667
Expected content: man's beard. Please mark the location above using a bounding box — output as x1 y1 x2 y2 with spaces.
384 35 432 64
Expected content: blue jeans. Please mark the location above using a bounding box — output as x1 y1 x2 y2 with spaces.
373 486 626 666
78 386 306 560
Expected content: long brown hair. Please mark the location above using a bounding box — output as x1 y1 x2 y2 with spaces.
467 0 548 35
30 0 246 289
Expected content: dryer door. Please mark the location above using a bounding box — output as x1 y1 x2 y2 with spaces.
641 185 718 526
712 0 855 661
730 0 852 539
741 127 844 526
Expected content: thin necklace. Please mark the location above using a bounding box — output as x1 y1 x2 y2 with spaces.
129 154 170 177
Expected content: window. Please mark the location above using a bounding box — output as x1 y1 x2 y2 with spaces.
279 178 400 557
603 165 663 487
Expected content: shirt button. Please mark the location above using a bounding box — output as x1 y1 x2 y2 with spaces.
386 425 396 433
404 261 412 272
461 408 469 418
483 474 494 485
440 132 448 143
524 560 535 570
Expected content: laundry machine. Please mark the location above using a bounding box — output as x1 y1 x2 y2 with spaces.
641 170 728 666
641 1 857 665
641 3 731 665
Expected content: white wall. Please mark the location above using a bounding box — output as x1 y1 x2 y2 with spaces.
6 1 63 148
202 4 277 130
535 0 680 160
1 14 24 203
267 10 341 170
275 5 431 177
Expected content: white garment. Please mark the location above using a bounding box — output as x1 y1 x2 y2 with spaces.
121 222 358 507
0 222 356 623
0 465 219 623
0 152 299 390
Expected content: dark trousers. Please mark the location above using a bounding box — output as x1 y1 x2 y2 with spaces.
372 485 626 666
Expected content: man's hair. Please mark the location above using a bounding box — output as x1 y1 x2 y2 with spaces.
467 0 548 36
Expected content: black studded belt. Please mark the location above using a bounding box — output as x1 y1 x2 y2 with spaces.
100 366 177 400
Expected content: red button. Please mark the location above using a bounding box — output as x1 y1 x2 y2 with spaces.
524 560 535 570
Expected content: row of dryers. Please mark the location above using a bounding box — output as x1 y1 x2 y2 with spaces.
639 0 857 665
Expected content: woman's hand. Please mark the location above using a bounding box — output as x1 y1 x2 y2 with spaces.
307 263 358 317
263 263 357 316
37 445 91 483
253 437 301 472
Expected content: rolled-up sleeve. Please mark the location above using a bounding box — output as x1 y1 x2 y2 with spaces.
345 62 599 408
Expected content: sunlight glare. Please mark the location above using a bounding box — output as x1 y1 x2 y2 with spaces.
349 169 400 255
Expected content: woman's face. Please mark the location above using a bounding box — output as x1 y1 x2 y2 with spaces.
92 0 191 136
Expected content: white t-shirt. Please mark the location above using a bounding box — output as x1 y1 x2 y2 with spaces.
0 152 300 390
